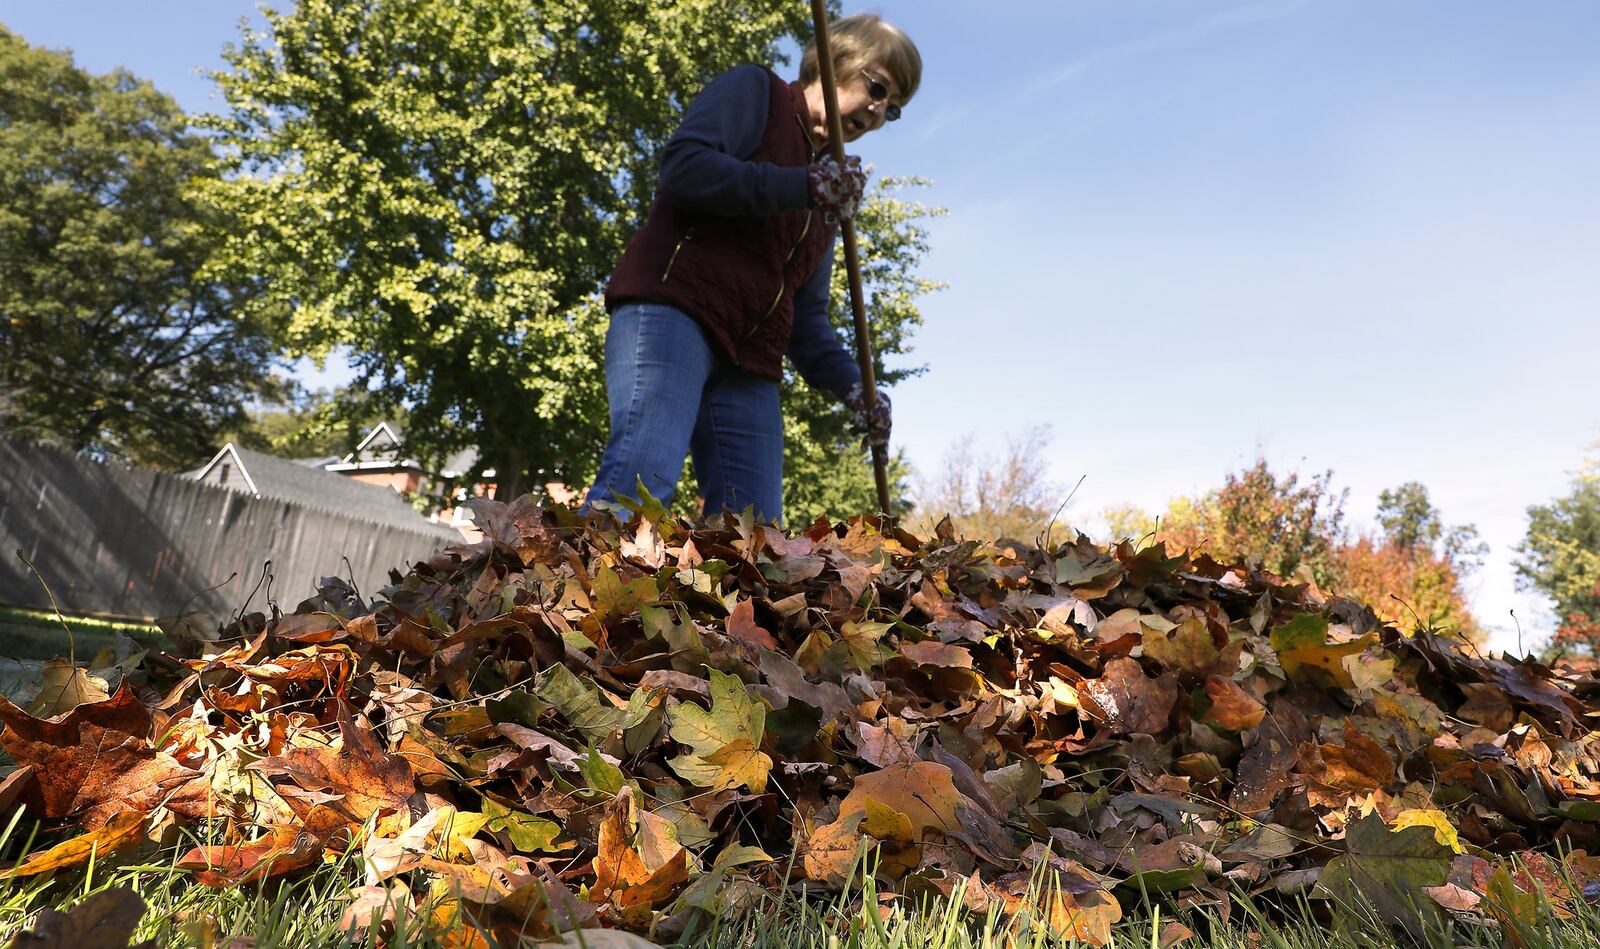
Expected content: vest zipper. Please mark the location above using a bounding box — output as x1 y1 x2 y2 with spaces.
741 209 813 344
659 227 693 282
733 110 822 364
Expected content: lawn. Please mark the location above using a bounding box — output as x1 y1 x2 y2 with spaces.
0 604 160 662
0 826 1594 948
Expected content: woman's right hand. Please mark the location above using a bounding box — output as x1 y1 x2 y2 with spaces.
807 155 867 223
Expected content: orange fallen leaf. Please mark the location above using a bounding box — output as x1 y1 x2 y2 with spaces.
839 761 963 841
3 810 145 878
800 811 866 886
592 789 688 923
1204 675 1266 730
248 700 416 825
727 599 778 649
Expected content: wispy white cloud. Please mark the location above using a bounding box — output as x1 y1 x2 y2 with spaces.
1032 0 1312 92
912 104 970 145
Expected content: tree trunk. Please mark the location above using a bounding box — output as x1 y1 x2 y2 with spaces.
494 445 526 500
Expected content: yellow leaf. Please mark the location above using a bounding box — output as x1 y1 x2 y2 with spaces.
857 798 917 842
704 738 772 794
1342 653 1397 693
1279 634 1373 688
1391 809 1463 854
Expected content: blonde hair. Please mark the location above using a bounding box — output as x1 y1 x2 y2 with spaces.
800 14 922 105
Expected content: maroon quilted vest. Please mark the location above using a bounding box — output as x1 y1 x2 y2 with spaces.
605 69 836 381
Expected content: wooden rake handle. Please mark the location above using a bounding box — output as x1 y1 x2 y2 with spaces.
809 0 892 516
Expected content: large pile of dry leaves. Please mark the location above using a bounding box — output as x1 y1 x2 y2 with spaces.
5 497 1600 946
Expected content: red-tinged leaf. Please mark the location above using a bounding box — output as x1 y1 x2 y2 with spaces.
592 789 688 924
338 880 414 937
1424 882 1480 911
855 720 918 768
178 804 346 887
248 701 416 825
1314 723 1396 796
727 599 777 649
177 826 316 887
0 766 35 816
1204 675 1266 730
899 640 973 669
1078 658 1178 736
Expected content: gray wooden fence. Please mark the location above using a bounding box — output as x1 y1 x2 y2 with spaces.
0 439 461 621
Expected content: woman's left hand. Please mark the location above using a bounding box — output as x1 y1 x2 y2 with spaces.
846 382 892 449
808 155 867 223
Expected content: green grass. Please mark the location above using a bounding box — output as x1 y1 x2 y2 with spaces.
0 604 160 662
0 813 1593 949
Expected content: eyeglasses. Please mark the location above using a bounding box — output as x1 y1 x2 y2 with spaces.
861 70 902 122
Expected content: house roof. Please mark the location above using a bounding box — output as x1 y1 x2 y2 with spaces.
341 422 408 467
329 423 490 480
192 444 458 538
441 447 481 478
293 455 342 470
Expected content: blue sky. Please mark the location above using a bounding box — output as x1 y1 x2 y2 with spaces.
5 0 1598 652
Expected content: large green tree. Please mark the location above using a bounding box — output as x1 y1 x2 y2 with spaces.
0 26 281 468
1517 449 1600 652
200 0 936 511
1376 481 1487 572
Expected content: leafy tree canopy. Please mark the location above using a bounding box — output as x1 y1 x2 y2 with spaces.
1517 448 1600 653
0 27 282 468
1104 461 1480 638
1377 481 1487 572
1162 459 1349 588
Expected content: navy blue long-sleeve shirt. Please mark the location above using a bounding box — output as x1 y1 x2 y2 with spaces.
655 65 862 402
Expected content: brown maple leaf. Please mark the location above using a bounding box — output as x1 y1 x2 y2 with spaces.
1078 658 1178 736
0 684 205 829
248 701 418 826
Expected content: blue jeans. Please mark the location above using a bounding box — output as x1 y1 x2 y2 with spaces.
587 302 785 523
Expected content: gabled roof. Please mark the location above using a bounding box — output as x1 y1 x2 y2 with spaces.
192 444 457 537
293 456 342 470
328 423 491 480
441 447 481 478
341 421 407 466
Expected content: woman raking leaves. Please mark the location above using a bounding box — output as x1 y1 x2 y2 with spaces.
588 14 920 523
